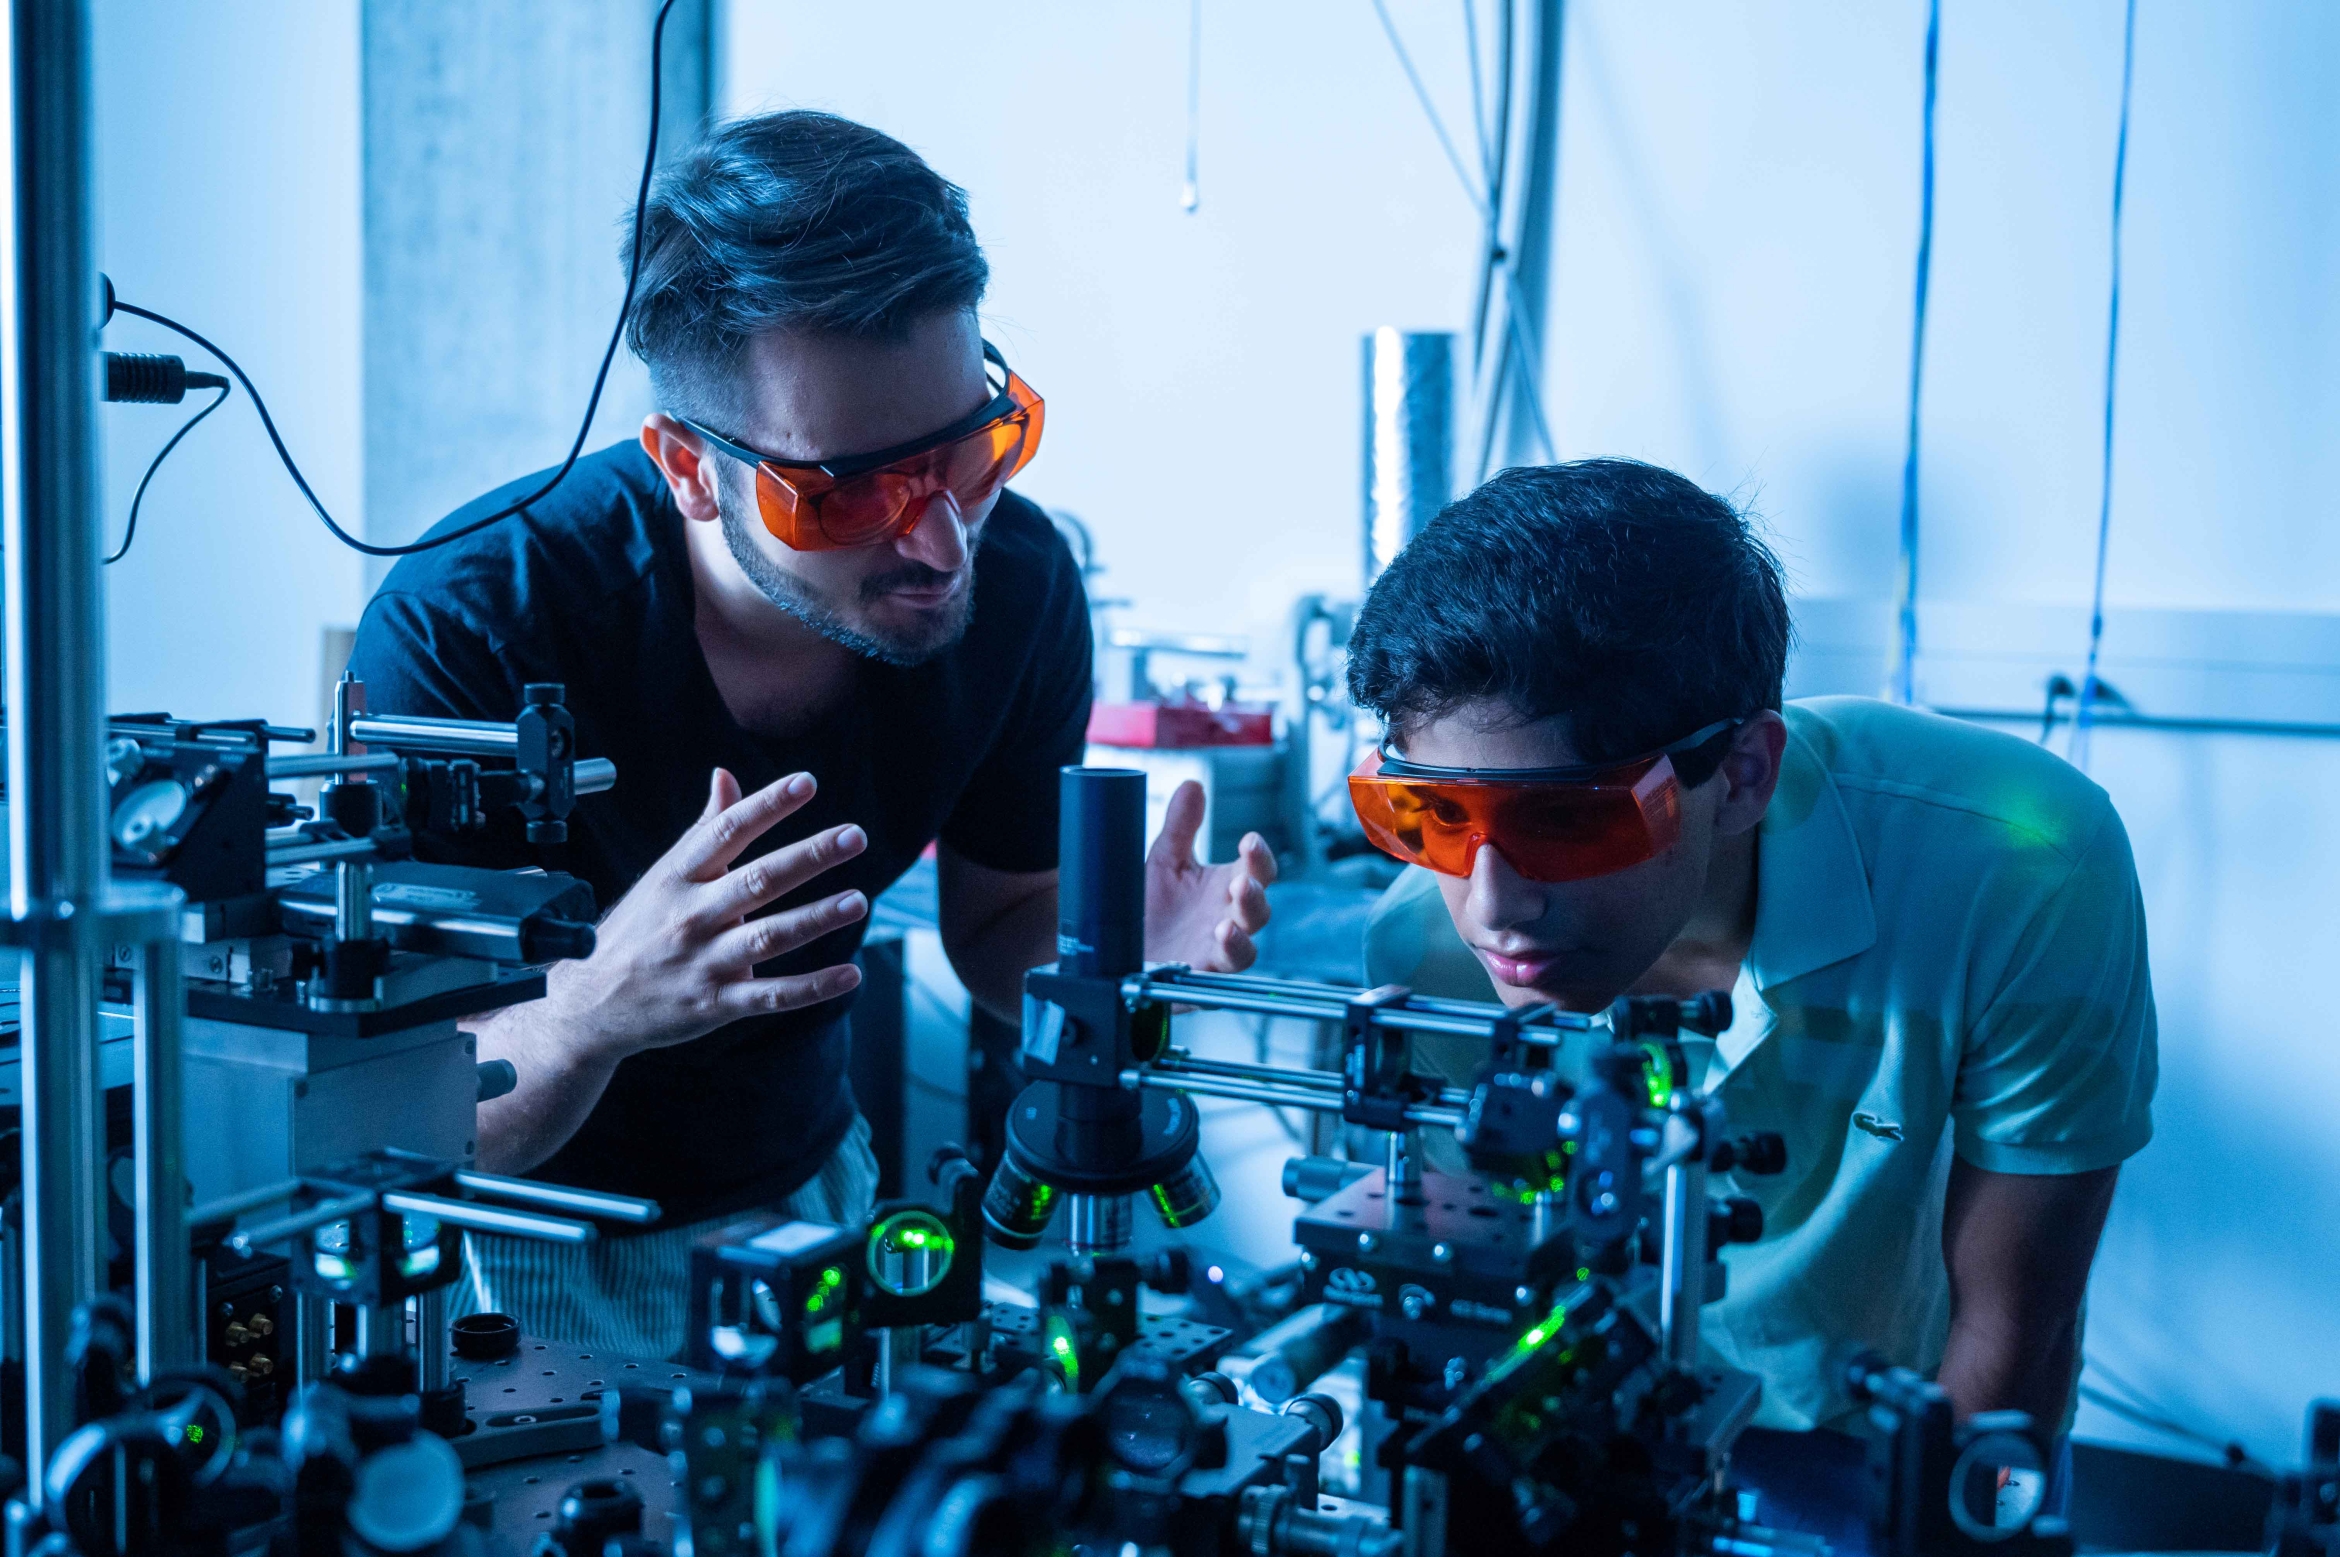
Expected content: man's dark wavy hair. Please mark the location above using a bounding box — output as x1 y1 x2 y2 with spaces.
1346 459 1792 765
623 110 989 417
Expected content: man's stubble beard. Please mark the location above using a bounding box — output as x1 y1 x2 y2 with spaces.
715 483 976 668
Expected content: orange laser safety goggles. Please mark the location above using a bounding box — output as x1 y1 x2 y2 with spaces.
1348 718 1742 883
680 341 1044 552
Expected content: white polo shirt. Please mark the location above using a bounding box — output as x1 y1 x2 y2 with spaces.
1362 695 2158 1431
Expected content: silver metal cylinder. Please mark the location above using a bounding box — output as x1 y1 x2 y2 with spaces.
1383 1129 1420 1192
416 1287 450 1392
296 1296 334 1385
335 857 373 941
1063 1192 1133 1257
354 1300 406 1360
5 0 112 1486
130 891 194 1378
876 1325 922 1396
1361 328 1454 587
1660 1156 1709 1372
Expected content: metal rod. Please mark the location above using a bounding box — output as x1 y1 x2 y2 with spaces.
296 1296 332 1386
1064 1192 1133 1256
379 1190 597 1244
450 1170 661 1225
188 1178 305 1228
5 0 110 1486
227 1191 380 1255
265 836 380 868
416 1287 449 1392
1154 1054 1473 1110
348 713 519 755
1660 1155 1708 1371
265 752 401 779
1941 705 2340 743
574 756 616 795
131 894 194 1378
1384 1128 1419 1191
353 1300 405 1360
1125 1068 1461 1131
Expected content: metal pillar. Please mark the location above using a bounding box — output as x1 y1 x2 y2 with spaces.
129 886 194 1378
2 0 111 1486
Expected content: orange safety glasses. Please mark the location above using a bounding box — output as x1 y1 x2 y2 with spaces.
680 341 1044 552
1348 719 1741 883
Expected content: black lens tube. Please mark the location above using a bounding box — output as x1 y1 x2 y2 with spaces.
1058 767 1147 980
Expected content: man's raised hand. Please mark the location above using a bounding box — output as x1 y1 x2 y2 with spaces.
544 766 870 1064
1142 779 1276 972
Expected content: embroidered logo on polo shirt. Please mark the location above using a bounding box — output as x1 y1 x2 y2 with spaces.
1852 1111 1905 1142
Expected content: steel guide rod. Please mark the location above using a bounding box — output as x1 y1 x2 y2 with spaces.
1120 966 1613 1046
1121 1067 1465 1132
3 0 111 1484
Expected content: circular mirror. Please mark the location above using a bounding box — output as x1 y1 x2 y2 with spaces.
1948 1429 2048 1542
867 1210 955 1298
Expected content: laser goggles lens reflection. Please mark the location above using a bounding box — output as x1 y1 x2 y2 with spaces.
682 341 1044 552
1346 719 1740 884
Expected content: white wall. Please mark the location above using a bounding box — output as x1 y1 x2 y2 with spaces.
721 0 2340 1468
94 1 366 730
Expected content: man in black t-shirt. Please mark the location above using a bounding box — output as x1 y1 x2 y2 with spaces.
348 111 1275 1356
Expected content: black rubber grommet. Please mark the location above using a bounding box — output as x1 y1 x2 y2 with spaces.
449 1312 521 1361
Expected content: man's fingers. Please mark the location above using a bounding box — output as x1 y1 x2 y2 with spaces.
1237 831 1280 887
672 771 818 881
702 767 743 821
706 889 869 975
1147 781 1207 872
1212 917 1258 973
691 822 869 929
1226 871 1270 934
713 962 863 1022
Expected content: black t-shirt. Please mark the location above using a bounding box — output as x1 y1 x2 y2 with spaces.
347 442 1091 1223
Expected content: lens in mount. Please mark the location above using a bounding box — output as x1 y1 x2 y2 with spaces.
1146 1152 1222 1231
980 1155 1060 1250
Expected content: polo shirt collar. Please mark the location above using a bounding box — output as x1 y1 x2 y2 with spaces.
1747 721 1876 992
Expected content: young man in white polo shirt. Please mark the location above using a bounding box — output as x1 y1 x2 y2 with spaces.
1345 458 2157 1543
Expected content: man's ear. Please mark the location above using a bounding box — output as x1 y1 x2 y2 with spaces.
1711 711 1787 839
640 414 723 523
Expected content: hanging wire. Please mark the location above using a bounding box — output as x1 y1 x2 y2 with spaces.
1370 0 1491 219
1181 0 1203 212
2069 0 2138 772
1369 1 1557 476
1890 0 1941 706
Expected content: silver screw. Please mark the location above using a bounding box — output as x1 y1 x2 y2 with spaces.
1432 1242 1454 1263
1514 1285 1535 1306
1357 1232 1377 1252
1401 1290 1429 1319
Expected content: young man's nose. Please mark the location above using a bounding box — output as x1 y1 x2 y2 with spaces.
1465 843 1549 932
894 488 968 572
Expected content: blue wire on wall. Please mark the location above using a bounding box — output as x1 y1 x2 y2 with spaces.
2070 0 2138 773
1889 0 1941 706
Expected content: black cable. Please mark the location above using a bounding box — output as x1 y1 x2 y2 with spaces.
106 0 681 560
104 380 230 565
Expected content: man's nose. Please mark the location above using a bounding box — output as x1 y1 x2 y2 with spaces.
894 488 969 573
1464 842 1548 932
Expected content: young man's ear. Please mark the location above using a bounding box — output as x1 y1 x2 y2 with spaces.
640 414 723 523
1711 711 1788 838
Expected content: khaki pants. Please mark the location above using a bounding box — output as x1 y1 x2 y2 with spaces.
453 1114 879 1360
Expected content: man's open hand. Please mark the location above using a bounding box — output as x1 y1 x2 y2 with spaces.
1143 780 1276 972
545 767 870 1064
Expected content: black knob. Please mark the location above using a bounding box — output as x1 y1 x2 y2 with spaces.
449 1312 521 1361
1730 1132 1788 1175
524 683 565 707
1709 1196 1765 1247
1182 1371 1240 1408
1282 1393 1346 1455
1685 990 1733 1036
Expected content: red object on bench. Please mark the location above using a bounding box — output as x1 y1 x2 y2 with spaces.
1087 698 1275 748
